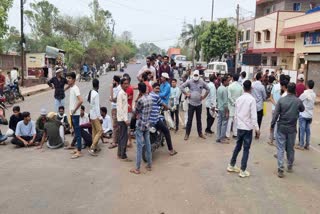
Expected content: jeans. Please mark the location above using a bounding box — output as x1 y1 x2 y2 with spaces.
170 105 179 130
205 107 215 133
299 116 312 148
11 136 33 147
54 98 65 113
72 115 82 151
276 130 296 170
216 110 228 141
135 128 152 169
230 129 253 171
186 104 202 136
226 116 237 137
257 110 263 129
269 110 277 142
155 119 173 151
91 118 103 150
117 121 128 159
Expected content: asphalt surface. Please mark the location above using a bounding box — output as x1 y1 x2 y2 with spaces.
0 64 320 214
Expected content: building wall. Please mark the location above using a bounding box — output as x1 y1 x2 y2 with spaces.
276 11 304 49
239 19 255 49
284 0 320 12
254 12 278 49
283 11 320 28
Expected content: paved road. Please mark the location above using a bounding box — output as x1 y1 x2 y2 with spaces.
0 64 320 214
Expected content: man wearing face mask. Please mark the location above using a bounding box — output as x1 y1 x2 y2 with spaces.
180 70 209 140
137 56 156 83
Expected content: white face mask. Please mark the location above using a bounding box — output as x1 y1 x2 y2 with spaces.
193 76 200 81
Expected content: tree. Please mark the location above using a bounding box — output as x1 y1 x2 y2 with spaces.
181 23 205 62
2 26 20 53
61 40 85 67
201 19 236 62
120 31 132 43
138 43 162 57
25 0 59 39
0 0 14 52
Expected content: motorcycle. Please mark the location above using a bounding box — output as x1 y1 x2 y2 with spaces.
79 71 92 82
3 79 24 104
142 121 165 163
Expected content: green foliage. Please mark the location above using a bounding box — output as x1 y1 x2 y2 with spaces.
201 19 236 62
138 43 162 57
0 0 13 52
61 40 85 67
2 26 20 53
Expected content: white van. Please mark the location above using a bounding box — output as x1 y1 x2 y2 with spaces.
204 62 228 80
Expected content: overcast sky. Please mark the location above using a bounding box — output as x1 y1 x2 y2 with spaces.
8 0 256 49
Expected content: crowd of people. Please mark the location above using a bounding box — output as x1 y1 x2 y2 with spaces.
0 55 317 178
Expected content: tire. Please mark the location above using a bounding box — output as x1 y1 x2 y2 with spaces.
8 92 15 104
142 145 147 163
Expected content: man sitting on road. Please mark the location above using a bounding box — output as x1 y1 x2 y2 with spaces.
36 108 49 139
56 106 71 134
100 107 112 139
11 112 42 147
8 106 23 136
36 112 65 150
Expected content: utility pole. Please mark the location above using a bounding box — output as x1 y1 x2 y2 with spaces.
235 4 240 73
20 0 25 86
111 19 115 42
211 0 214 22
192 18 196 67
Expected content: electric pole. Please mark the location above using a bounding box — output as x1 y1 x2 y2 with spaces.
235 4 240 73
211 0 214 22
20 0 25 86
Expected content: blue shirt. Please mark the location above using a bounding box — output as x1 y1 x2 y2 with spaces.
149 92 163 124
15 120 36 137
159 81 171 105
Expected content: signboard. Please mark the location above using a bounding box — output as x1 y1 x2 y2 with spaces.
304 32 320 46
26 53 46 78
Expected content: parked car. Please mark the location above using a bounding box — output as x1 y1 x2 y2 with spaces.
204 61 228 81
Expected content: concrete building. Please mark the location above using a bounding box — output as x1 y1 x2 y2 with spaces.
281 10 320 96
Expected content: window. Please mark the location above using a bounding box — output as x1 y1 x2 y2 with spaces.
286 35 296 41
264 30 271 41
256 32 261 42
246 30 251 41
261 56 267 66
239 31 244 42
293 3 301 11
271 56 277 66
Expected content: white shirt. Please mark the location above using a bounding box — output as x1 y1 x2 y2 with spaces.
69 85 81 115
137 65 156 81
206 82 217 108
116 89 128 122
10 69 18 83
235 92 259 131
111 85 121 109
80 113 89 125
102 115 112 133
88 90 101 120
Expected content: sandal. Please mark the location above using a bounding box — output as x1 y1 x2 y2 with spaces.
70 150 77 154
169 150 178 156
130 169 141 174
145 166 152 171
71 153 82 159
108 144 117 149
0 141 7 146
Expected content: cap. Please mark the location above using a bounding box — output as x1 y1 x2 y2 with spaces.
193 70 200 76
56 68 63 73
298 74 304 81
47 112 56 119
161 72 169 79
40 108 47 115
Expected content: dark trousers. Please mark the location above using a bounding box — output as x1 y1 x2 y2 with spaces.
206 107 215 132
230 129 253 171
155 119 173 151
71 128 92 148
170 105 179 130
257 110 263 129
117 121 128 159
11 135 41 147
186 104 202 136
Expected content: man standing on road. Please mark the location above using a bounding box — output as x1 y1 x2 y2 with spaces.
117 78 130 161
170 78 181 132
226 74 243 139
150 83 177 156
66 72 83 159
109 76 121 149
227 80 260 178
159 73 171 106
87 79 103 156
10 67 19 84
137 56 156 83
205 74 217 135
296 74 306 98
271 83 305 178
180 70 209 140
130 83 153 174
297 80 316 150
47 68 68 112
252 72 267 138
216 77 229 143
158 56 170 80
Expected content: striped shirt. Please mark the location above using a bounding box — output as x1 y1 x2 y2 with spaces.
135 94 153 131
149 92 163 124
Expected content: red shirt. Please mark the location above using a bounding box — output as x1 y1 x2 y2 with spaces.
296 83 305 97
144 81 153 94
126 85 134 113
158 64 171 78
0 74 5 89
